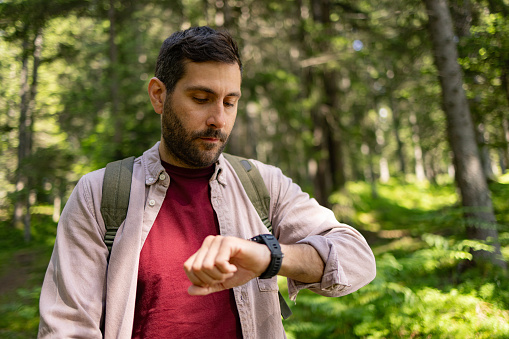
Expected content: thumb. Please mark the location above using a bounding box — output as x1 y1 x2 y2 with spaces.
188 284 225 296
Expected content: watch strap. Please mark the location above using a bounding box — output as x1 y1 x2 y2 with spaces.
250 234 283 279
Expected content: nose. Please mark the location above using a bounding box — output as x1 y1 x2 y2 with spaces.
206 102 226 129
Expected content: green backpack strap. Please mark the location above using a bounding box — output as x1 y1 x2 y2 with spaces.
223 153 272 232
100 156 135 258
223 153 293 320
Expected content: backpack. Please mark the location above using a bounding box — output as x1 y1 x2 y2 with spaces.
100 154 292 319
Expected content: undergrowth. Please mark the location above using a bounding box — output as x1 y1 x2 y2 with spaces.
0 214 56 338
281 177 509 339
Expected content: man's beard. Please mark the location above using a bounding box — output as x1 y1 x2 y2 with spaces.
161 99 230 168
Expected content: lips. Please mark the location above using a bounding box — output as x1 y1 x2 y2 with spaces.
194 129 227 143
200 137 220 143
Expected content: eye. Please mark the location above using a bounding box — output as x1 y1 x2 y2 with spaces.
193 97 208 104
224 97 238 107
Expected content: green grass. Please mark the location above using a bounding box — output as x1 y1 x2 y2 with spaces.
2 179 509 338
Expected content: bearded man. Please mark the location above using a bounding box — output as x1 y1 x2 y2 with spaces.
38 26 376 339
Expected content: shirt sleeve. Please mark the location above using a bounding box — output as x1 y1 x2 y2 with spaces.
255 161 376 302
38 171 108 338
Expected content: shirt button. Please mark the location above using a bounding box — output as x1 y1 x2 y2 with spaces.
159 173 166 181
148 199 156 207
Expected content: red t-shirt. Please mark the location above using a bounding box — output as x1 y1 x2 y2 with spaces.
132 161 242 338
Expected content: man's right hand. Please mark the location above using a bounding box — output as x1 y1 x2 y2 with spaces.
183 235 271 295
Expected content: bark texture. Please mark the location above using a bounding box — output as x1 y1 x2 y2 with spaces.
13 28 43 242
423 0 506 268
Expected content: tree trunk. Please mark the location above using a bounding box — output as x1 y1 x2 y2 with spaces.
501 71 509 172
484 1 509 175
410 112 426 181
221 0 234 29
53 193 62 223
349 107 365 181
13 31 31 230
389 93 406 175
13 27 43 243
23 29 43 242
476 123 496 181
295 0 332 206
423 0 506 269
451 0 497 182
487 0 509 16
109 0 122 159
308 0 345 203
311 108 333 207
323 70 346 190
361 142 378 199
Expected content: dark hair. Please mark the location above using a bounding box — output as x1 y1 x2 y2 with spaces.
154 26 242 94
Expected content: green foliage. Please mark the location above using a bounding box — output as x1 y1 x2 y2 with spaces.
330 179 458 232
0 287 41 338
282 180 509 339
0 219 54 339
2 0 508 212
490 175 509 226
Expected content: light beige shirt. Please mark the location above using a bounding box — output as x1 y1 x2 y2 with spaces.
38 142 376 339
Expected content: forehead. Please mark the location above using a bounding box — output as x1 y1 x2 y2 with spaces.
177 61 242 94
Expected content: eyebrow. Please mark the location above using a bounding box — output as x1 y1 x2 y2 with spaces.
184 85 241 98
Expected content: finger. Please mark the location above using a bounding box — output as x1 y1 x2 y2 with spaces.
192 237 236 285
192 266 226 286
191 236 225 285
188 284 223 296
188 285 209 296
201 236 238 274
188 235 216 270
184 247 212 287
213 237 240 273
183 251 200 281
185 236 234 286
200 236 225 274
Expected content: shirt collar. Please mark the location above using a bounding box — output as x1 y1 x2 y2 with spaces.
142 142 166 186
141 141 228 186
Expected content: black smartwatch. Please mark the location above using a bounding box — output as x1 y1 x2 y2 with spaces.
250 234 284 279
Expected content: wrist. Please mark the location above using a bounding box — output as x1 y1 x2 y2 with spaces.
250 234 284 279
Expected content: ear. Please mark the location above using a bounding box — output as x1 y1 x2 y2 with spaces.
148 77 166 114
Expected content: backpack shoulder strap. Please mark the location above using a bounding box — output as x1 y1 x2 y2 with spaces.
223 153 272 232
223 153 293 320
100 156 135 257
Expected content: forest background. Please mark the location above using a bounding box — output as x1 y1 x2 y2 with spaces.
1 0 509 338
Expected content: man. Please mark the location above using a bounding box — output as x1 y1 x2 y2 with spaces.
38 26 376 339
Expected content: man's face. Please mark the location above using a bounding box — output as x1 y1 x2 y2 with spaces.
160 61 242 168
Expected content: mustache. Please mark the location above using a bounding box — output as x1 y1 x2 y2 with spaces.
192 128 228 142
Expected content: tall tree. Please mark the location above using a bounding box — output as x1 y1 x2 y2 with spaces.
0 0 89 239
1 1 47 241
484 1 509 173
451 0 496 181
423 0 506 268
12 26 42 240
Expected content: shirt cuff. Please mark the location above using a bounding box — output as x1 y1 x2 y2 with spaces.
287 235 351 301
